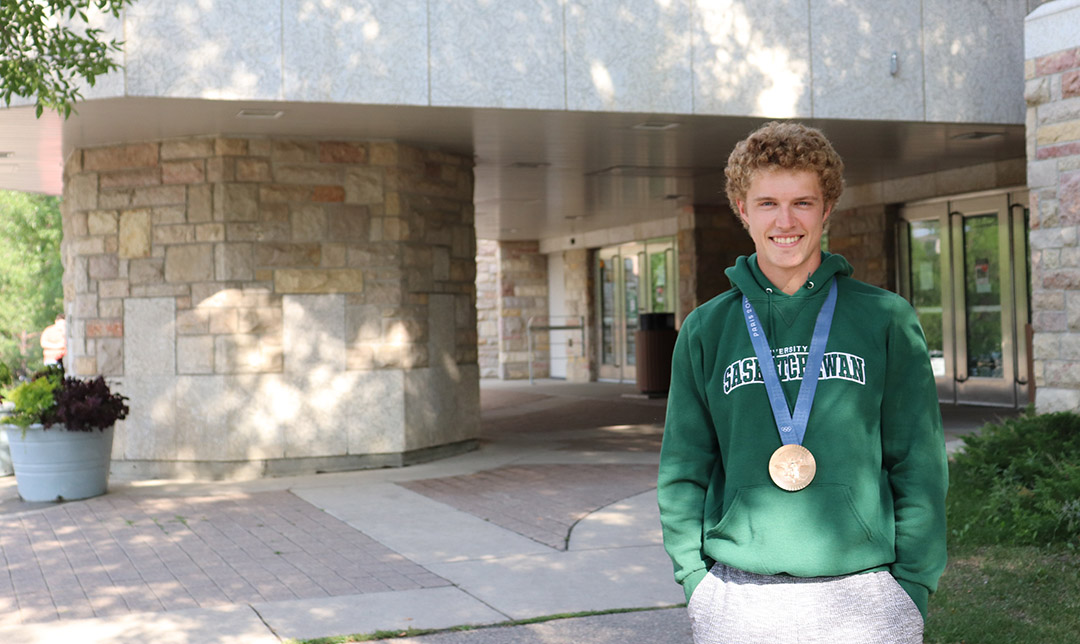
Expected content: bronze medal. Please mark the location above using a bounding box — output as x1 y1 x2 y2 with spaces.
768 444 816 491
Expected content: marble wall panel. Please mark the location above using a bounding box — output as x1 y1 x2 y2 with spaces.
114 375 176 460
125 0 282 99
404 364 479 451
1024 0 1080 60
693 0 811 118
924 0 1027 124
124 297 175 376
430 0 565 109
283 294 346 375
282 0 427 105
71 4 126 100
810 0 924 121
347 370 407 454
172 374 290 461
565 0 693 113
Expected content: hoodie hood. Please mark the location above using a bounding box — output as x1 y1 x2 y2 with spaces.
724 252 854 330
725 252 854 300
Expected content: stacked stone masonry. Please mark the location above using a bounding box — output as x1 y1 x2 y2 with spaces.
827 204 896 291
1026 42 1080 412
476 239 499 378
61 136 479 477
495 241 549 380
560 248 595 382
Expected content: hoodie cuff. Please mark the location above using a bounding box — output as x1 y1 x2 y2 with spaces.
681 568 709 604
895 578 929 621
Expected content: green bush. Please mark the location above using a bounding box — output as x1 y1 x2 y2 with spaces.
1 367 61 428
948 410 1080 548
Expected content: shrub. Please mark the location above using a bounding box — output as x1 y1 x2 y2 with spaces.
948 410 1080 548
49 375 129 431
0 366 128 431
0 360 11 388
1 366 61 428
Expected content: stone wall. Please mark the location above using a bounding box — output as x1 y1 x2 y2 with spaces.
827 204 896 290
495 241 549 380
1025 4 1080 412
678 205 755 323
561 247 595 382
61 136 479 478
476 239 499 378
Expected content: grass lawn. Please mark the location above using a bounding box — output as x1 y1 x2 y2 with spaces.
925 545 1080 643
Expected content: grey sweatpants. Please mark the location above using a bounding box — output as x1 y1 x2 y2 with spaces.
687 564 924 644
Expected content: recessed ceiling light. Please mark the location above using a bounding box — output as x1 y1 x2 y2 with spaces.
0 151 14 159
236 109 284 119
632 121 680 131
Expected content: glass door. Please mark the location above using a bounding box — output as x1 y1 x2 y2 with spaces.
597 238 676 382
899 193 1030 407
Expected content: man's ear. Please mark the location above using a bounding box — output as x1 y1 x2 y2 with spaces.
737 200 749 227
823 203 833 224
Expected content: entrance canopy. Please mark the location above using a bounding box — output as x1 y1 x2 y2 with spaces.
1 97 1024 244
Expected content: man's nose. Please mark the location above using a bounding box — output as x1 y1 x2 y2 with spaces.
775 205 796 228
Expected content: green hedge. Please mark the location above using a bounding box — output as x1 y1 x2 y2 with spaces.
948 410 1080 548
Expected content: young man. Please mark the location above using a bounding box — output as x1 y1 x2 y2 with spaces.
657 121 947 643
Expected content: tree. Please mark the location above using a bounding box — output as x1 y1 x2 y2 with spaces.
0 190 64 377
0 0 133 118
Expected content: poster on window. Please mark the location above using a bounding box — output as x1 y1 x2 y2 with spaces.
975 259 991 294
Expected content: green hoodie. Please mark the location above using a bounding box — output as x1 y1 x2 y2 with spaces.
657 252 947 619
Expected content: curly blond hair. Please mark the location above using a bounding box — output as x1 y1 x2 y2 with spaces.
724 121 845 214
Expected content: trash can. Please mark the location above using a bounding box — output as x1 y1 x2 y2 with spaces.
635 312 677 396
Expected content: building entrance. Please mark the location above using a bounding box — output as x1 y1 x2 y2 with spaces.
899 192 1031 407
597 238 677 382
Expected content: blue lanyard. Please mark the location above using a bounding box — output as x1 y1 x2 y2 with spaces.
741 280 838 446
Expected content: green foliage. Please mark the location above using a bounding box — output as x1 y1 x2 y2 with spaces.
0 360 12 388
1 366 62 428
49 374 129 431
948 410 1080 548
0 190 64 378
1 366 127 431
0 0 134 118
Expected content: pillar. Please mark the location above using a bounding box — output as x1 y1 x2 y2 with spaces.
1025 0 1080 412
61 136 479 479
678 205 755 323
494 241 548 379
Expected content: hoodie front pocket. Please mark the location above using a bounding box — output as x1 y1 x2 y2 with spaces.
704 483 889 576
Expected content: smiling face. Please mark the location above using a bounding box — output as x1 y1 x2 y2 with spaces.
737 168 832 295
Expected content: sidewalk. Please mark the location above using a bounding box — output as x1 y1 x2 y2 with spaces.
0 380 1019 644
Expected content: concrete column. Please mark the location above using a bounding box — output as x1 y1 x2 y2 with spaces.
494 241 548 379
60 136 478 478
1025 0 1080 412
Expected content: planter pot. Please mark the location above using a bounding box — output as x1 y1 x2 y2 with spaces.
2 424 114 502
0 402 13 476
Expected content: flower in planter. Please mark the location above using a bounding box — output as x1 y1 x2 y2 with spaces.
1 366 129 431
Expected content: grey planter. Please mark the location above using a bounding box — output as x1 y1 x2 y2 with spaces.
0 402 13 476
2 424 114 502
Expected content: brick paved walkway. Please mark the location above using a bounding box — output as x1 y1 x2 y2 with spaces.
400 464 659 550
0 490 448 626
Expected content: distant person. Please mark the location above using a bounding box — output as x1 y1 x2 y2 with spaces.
657 122 948 643
40 314 66 366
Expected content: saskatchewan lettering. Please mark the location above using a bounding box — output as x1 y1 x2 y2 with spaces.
722 349 866 395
